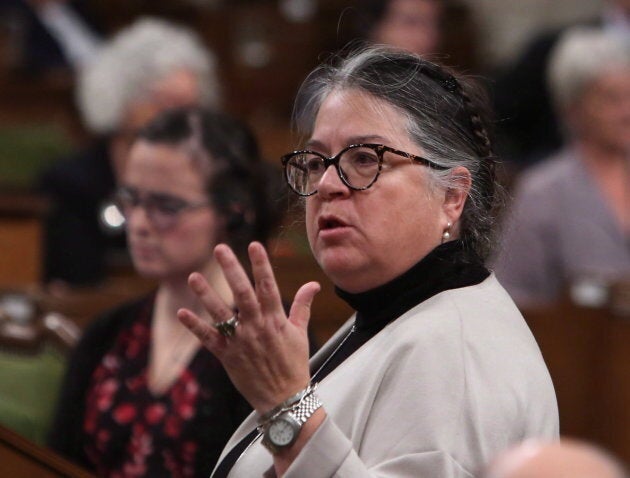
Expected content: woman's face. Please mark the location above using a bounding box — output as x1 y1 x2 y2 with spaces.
305 89 459 293
572 67 630 153
371 0 442 57
122 140 220 283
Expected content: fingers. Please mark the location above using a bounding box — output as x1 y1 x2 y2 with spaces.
289 281 321 330
248 242 284 318
214 244 261 322
188 271 233 323
177 307 223 351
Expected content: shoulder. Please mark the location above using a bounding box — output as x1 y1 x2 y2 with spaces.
36 140 113 198
385 276 548 382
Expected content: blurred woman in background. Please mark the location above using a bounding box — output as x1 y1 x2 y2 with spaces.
37 17 220 286
48 107 284 477
493 28 630 306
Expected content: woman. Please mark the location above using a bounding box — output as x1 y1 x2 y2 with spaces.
48 107 283 477
493 27 630 306
37 17 220 286
179 47 559 477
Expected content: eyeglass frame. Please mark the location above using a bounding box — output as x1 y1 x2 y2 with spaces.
281 143 448 197
112 185 211 230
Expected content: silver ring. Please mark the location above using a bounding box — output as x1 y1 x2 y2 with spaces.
213 315 239 337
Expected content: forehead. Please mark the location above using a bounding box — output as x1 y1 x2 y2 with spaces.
309 89 414 151
386 0 441 17
124 140 207 194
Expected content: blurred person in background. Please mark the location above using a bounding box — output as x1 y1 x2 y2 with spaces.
352 0 443 57
493 0 630 170
493 27 630 307
2 0 103 75
482 438 628 478
47 107 285 477
36 16 220 286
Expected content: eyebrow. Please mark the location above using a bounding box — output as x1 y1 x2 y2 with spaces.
305 135 391 151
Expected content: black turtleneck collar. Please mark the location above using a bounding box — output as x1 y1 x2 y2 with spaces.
335 240 489 332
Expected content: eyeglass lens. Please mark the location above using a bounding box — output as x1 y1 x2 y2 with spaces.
286 145 381 195
114 187 200 229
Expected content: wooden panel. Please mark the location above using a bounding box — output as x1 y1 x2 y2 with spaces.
0 217 41 287
596 318 630 461
522 298 630 463
0 193 46 287
0 423 93 478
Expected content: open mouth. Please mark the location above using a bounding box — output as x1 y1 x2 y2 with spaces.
318 216 348 230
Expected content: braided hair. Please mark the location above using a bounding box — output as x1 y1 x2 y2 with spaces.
293 46 504 260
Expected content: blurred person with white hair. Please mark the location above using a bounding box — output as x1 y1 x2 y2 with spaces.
493 27 630 306
482 438 628 478
493 0 630 169
36 16 221 286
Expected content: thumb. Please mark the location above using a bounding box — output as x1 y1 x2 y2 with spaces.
288 281 321 331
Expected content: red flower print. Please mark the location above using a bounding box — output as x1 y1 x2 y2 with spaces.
177 402 195 420
96 429 111 452
96 378 118 411
181 440 197 462
113 403 137 424
164 414 182 437
122 460 147 478
126 374 146 393
126 340 142 359
102 353 120 371
145 403 167 424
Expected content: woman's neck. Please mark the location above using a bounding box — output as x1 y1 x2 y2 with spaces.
148 259 233 395
577 140 628 168
155 259 234 321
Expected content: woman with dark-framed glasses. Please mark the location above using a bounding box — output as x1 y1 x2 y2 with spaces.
48 107 285 477
179 46 559 477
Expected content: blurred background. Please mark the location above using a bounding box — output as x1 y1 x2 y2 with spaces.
0 0 628 476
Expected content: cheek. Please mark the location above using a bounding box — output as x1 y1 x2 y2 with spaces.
305 201 317 246
165 217 218 263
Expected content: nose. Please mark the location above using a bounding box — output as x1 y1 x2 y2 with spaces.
316 165 350 199
124 203 152 232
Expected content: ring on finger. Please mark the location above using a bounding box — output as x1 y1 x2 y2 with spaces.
213 315 239 338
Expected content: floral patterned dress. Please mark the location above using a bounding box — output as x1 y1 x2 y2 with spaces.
79 299 249 478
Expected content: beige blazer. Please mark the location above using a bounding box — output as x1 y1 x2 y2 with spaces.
215 274 559 477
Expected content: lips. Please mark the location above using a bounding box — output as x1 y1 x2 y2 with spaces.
130 242 157 257
318 215 349 232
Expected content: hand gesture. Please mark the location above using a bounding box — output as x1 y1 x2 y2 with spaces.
177 242 321 413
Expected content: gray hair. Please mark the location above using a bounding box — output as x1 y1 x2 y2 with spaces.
547 27 630 113
77 17 220 134
293 46 502 260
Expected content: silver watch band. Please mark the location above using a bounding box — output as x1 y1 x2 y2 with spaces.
260 392 323 454
292 392 322 425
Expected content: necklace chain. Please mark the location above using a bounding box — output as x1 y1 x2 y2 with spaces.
311 322 356 382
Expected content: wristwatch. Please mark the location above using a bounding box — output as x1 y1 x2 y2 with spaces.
261 393 322 454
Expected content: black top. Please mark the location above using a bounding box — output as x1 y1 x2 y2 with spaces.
48 294 252 477
37 139 128 285
212 240 489 477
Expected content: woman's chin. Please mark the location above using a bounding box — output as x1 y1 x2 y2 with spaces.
317 253 367 289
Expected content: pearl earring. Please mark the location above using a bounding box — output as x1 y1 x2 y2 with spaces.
442 222 452 243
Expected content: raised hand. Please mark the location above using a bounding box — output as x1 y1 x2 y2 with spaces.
177 241 321 413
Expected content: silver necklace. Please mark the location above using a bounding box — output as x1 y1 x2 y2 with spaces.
311 322 357 382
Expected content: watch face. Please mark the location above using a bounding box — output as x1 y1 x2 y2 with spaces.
268 417 298 446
